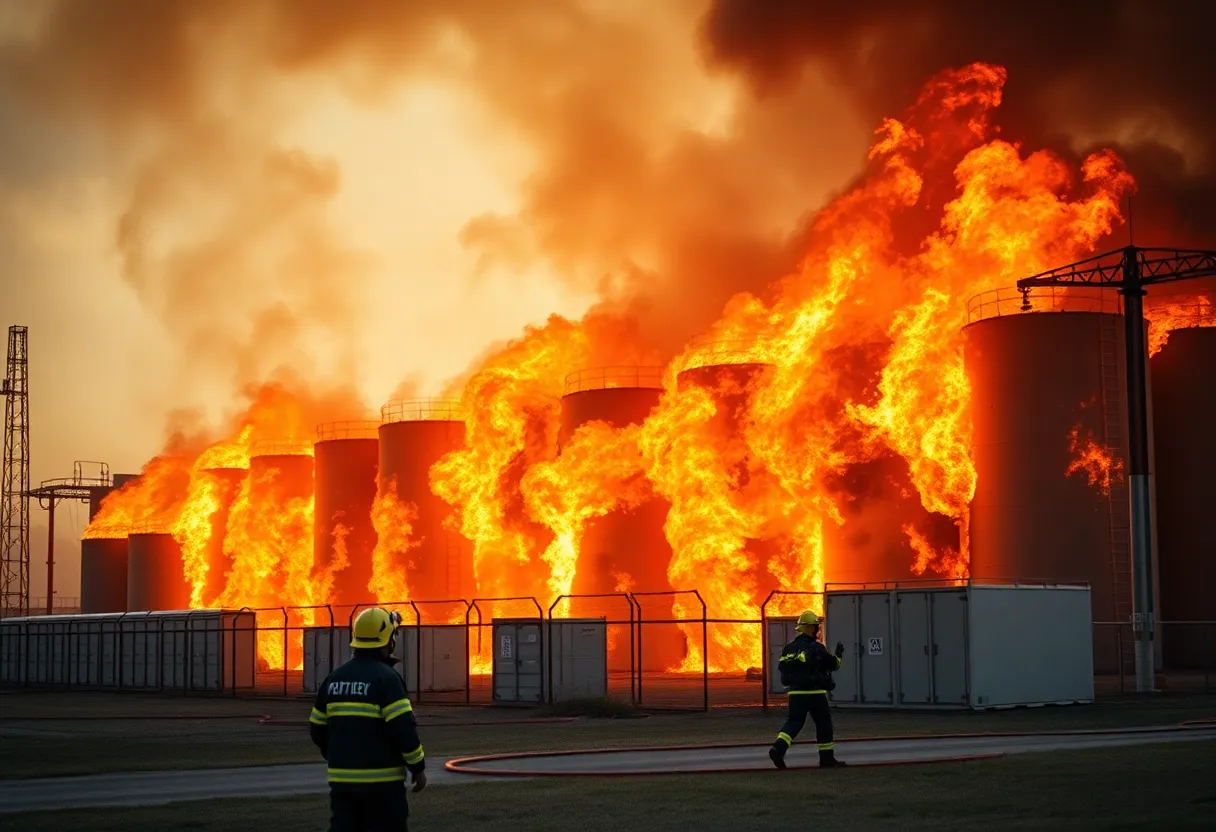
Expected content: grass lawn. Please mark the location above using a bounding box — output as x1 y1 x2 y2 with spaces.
1 691 1213 778
4 741 1214 831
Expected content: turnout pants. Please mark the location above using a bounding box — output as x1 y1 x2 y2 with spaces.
330 783 410 832
772 691 837 761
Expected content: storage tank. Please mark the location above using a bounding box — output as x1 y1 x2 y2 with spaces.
1150 324 1216 669
79 537 128 613
963 290 1158 673
249 444 315 504
378 401 473 602
314 422 379 610
127 526 190 611
560 367 682 671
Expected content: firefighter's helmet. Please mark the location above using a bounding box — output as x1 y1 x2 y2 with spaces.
351 607 402 649
795 610 821 634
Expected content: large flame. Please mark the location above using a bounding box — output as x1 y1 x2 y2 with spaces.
89 62 1211 678
368 480 417 604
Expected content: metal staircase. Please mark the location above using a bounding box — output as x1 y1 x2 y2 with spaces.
1098 313 1134 674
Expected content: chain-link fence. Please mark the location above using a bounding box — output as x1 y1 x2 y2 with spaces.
2 602 1211 706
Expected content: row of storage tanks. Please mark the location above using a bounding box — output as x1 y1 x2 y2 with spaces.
78 299 1215 670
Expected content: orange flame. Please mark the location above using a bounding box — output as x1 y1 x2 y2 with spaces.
1066 426 1124 496
83 457 192 540
368 479 417 604
98 63 1207 679
1146 295 1215 356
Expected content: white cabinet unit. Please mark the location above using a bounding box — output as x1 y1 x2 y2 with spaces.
825 583 1094 710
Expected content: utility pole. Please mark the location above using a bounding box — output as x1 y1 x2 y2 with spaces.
1017 246 1216 693
1 326 30 618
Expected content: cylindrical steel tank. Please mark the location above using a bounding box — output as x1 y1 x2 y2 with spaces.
378 401 473 602
560 367 681 671
127 529 190 611
79 537 128 613
198 467 245 606
314 423 379 610
964 300 1156 673
1150 325 1216 669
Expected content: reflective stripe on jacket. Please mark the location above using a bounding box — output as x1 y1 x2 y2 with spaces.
309 654 425 784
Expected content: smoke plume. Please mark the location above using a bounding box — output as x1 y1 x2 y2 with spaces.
700 0 1216 248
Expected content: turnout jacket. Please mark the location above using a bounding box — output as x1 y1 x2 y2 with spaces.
777 633 842 693
309 653 426 785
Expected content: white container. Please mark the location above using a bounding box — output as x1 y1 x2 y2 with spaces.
0 610 256 692
824 582 1094 709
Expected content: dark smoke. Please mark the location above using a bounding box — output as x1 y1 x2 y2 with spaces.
701 0 1216 248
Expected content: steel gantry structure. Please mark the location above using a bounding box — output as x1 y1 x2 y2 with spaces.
1 325 30 618
27 462 112 616
1016 245 1216 693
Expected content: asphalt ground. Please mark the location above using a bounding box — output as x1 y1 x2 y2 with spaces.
2 724 1213 812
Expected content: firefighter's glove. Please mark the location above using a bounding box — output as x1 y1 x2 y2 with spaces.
835 642 844 658
411 770 428 793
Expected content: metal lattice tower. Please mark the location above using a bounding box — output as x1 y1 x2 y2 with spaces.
1 325 30 618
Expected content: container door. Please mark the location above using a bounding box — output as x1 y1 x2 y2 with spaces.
824 594 859 703
421 626 468 693
493 621 543 704
896 592 933 705
930 589 970 705
553 619 607 703
766 617 798 694
858 593 894 705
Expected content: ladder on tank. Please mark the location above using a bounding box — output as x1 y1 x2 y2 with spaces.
1098 313 1135 676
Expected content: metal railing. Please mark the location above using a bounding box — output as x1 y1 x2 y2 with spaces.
676 337 776 372
249 439 314 458
966 286 1124 324
316 421 380 441
129 518 177 536
380 399 464 424
563 366 665 395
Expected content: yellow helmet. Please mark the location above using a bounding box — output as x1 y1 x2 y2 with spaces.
796 610 821 634
351 607 401 649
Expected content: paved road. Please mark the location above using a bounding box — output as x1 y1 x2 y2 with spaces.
446 725 1216 775
2 726 1212 813
0 759 479 814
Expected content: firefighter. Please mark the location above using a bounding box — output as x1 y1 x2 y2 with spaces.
769 610 847 769
310 607 427 831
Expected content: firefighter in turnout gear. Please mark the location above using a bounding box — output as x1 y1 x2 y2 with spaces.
769 610 847 769
310 607 427 831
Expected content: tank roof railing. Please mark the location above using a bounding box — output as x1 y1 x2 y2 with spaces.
250 439 314 458
677 336 778 372
824 578 1092 592
381 398 464 425
316 421 380 441
563 366 666 395
128 518 177 536
966 286 1124 324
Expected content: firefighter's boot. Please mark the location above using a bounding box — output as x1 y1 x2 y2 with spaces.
819 749 847 768
768 744 787 769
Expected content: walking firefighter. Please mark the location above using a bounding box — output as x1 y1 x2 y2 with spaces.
769 609 847 769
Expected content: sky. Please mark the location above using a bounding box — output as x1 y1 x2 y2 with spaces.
1 0 1211 600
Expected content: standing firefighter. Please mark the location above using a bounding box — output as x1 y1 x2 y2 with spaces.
310 607 427 831
769 610 847 769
